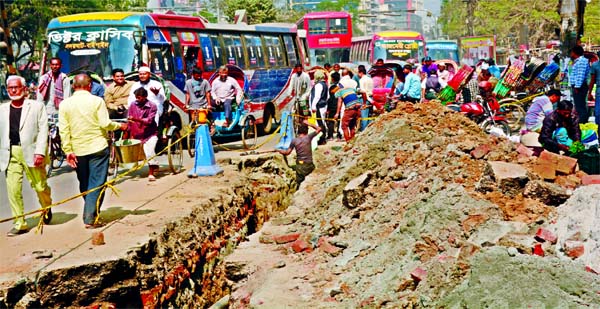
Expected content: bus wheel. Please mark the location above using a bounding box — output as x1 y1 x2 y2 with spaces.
261 105 274 134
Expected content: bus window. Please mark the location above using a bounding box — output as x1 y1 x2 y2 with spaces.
149 45 174 80
210 34 224 67
199 33 216 71
308 19 326 35
244 35 266 69
282 35 298 66
329 18 348 34
169 30 184 74
222 34 245 68
264 35 285 67
183 46 200 75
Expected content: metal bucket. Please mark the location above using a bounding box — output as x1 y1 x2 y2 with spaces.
115 139 145 163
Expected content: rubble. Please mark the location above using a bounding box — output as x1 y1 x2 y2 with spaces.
484 161 529 195
523 180 571 206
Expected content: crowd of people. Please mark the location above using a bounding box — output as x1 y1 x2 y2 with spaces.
1 59 243 236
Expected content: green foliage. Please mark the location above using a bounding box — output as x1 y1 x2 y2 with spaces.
223 0 277 24
581 1 600 45
6 0 146 65
196 9 218 23
569 141 585 155
315 0 365 35
439 0 559 48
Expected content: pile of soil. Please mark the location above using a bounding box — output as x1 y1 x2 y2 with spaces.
224 102 600 308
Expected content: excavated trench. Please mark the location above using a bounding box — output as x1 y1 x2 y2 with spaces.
0 155 296 308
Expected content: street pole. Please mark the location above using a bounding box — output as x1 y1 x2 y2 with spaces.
0 0 16 74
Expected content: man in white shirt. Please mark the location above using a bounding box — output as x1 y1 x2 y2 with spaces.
310 70 328 144
357 65 373 104
437 63 450 88
128 66 166 125
340 68 358 89
290 63 311 117
211 66 243 126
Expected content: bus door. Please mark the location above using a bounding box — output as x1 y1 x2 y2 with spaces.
177 31 201 77
146 28 174 80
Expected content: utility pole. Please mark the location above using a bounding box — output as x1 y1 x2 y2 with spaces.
463 0 476 36
0 0 16 74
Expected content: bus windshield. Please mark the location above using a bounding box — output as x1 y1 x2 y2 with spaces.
309 48 349 65
47 26 139 79
427 42 459 62
373 38 424 62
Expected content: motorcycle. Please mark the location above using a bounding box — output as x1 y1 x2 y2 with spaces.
447 81 511 136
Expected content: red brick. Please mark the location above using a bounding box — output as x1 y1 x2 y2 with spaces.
533 162 556 180
535 228 557 244
317 237 342 256
564 240 585 259
291 239 312 253
470 144 492 159
410 267 427 282
539 151 578 174
272 233 301 244
516 144 534 157
555 175 582 189
582 175 600 186
533 243 545 256
585 265 599 275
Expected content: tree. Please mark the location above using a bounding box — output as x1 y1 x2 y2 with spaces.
581 0 600 45
223 0 277 24
439 0 560 48
315 0 365 35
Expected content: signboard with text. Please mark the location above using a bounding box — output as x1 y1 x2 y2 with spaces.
459 35 496 66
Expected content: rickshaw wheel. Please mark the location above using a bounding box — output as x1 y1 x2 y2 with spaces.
168 131 184 174
241 117 258 150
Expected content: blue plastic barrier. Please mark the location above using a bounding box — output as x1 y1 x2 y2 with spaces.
188 124 223 177
275 111 295 150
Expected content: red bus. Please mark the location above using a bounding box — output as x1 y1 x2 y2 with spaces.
297 11 352 67
351 31 426 65
43 12 304 133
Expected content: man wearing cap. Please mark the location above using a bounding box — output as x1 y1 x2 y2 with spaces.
128 66 166 125
419 56 437 77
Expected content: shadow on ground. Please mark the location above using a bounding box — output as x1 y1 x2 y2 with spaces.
99 207 155 224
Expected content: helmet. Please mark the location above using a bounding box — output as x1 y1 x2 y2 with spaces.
424 56 433 62
478 81 493 92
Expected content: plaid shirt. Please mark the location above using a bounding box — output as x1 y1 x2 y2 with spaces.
569 56 590 88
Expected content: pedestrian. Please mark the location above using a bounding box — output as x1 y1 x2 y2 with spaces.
569 45 590 123
400 64 421 103
539 100 581 154
375 59 384 66
277 121 322 186
105 68 133 119
423 70 441 100
37 57 71 117
128 88 159 182
588 51 600 127
357 65 374 104
340 68 358 90
290 63 311 119
437 63 450 88
334 79 363 141
309 70 328 145
59 74 127 228
525 89 562 132
88 72 105 99
185 67 211 123
211 66 243 126
1 76 53 236
128 66 166 126
326 72 341 140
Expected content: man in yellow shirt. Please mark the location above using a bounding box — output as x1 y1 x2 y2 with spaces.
59 74 127 228
104 68 132 119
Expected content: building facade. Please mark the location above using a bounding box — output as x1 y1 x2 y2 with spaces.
359 0 424 35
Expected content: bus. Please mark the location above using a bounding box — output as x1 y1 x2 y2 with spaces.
297 11 352 67
351 31 426 65
426 40 459 62
42 12 304 133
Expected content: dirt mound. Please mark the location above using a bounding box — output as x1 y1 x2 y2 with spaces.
226 102 600 308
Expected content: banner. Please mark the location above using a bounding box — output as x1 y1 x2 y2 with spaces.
459 36 496 66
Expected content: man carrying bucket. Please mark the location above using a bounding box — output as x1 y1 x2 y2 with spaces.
59 74 127 229
128 88 159 182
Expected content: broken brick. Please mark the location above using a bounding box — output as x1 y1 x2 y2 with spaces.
539 151 578 174
470 144 492 159
564 240 585 259
272 233 301 244
535 228 557 244
533 243 545 256
291 239 312 253
533 162 557 180
582 175 600 186
410 267 427 282
555 175 582 189
516 144 534 157
318 237 342 256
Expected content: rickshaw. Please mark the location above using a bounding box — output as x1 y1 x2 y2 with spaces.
206 64 258 150
434 59 458 82
369 65 396 111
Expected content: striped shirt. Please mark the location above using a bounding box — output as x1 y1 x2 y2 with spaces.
334 87 362 109
569 56 590 88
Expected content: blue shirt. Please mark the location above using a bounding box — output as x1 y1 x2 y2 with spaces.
569 56 590 88
401 72 421 99
334 87 362 109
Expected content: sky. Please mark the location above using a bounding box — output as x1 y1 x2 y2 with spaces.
424 0 442 16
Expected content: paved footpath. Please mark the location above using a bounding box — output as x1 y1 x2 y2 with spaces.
0 134 278 287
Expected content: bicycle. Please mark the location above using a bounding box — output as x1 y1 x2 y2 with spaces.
46 115 65 177
107 119 127 179
498 92 544 132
